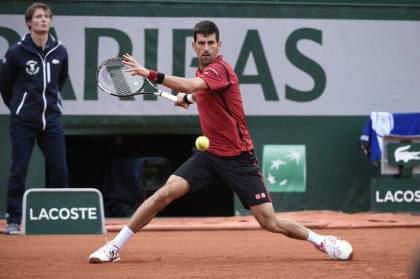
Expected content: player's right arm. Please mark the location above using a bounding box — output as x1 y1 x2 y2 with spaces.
0 49 16 109
162 75 207 93
122 54 208 93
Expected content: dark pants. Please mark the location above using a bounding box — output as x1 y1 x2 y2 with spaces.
103 158 143 217
6 123 68 224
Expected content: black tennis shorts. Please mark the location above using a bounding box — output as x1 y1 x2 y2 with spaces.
174 150 271 209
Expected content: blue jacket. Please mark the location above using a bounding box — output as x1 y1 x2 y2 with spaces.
0 33 68 130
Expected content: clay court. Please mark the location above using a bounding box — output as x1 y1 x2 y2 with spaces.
2 211 420 279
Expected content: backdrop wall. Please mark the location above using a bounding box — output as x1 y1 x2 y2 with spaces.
1 0 419 216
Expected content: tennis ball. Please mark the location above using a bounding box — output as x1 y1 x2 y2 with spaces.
195 136 209 151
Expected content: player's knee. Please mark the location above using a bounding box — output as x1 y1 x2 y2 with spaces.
254 212 289 233
260 220 278 232
154 182 186 204
153 188 174 204
255 214 277 232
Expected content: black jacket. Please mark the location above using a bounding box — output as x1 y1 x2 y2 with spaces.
0 33 68 130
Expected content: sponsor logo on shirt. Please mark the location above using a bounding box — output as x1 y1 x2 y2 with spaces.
203 67 219 76
52 59 60 64
255 192 266 200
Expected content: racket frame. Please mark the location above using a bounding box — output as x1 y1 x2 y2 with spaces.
96 57 177 102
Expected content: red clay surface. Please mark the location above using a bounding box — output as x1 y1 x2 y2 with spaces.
1 211 420 278
1 228 420 279
106 211 420 231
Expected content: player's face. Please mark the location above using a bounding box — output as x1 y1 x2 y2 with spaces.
27 8 51 34
193 33 221 67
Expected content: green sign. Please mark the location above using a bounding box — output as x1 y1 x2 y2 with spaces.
387 143 420 167
22 188 106 235
371 178 420 212
262 145 306 192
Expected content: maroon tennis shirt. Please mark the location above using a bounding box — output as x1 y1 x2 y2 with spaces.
195 55 254 156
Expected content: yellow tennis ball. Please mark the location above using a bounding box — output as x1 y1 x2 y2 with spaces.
195 136 209 151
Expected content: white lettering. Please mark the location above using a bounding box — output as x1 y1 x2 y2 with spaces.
49 208 59 220
29 208 38 220
88 208 97 219
27 207 99 221
376 191 384 203
375 189 420 203
403 191 414 202
39 208 49 220
59 208 70 220
384 191 395 202
394 191 404 203
79 207 88 219
70 208 79 220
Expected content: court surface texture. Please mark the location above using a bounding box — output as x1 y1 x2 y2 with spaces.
1 211 420 279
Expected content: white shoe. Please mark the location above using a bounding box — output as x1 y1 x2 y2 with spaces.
318 235 353 260
89 242 120 263
4 223 20 235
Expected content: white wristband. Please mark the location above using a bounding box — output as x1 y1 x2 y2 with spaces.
186 93 195 104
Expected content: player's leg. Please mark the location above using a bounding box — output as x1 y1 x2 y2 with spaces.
89 174 189 263
250 202 309 240
127 175 189 232
114 174 190 248
217 151 353 260
89 151 215 263
250 203 326 249
252 202 354 260
121 149 217 232
5 124 36 234
216 153 313 240
123 150 217 233
250 202 353 260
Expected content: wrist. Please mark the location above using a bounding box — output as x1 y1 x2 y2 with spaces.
147 70 165 84
147 70 157 81
183 94 195 104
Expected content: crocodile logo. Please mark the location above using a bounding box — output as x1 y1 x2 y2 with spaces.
394 145 420 163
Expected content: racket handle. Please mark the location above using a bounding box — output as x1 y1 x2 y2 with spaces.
158 91 178 102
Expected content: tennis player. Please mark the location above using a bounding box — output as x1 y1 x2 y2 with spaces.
0 2 69 235
89 20 353 263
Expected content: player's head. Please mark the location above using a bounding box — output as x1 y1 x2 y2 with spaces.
192 21 221 67
25 2 53 32
193 20 220 42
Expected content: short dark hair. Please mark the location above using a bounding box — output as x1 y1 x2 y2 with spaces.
25 2 53 30
193 21 219 42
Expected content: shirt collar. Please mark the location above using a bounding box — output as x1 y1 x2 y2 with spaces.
198 55 223 72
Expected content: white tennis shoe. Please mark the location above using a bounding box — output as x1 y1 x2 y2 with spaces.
318 235 353 260
89 242 120 263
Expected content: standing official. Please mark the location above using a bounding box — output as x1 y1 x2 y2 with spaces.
0 2 69 234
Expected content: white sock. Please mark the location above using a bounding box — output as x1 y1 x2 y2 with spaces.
307 230 323 246
111 225 134 250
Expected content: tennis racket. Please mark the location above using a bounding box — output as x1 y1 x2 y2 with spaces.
96 57 177 102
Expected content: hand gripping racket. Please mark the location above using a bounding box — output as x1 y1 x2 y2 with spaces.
96 57 177 102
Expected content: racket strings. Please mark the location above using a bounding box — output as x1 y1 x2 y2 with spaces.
106 62 131 96
98 58 143 96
